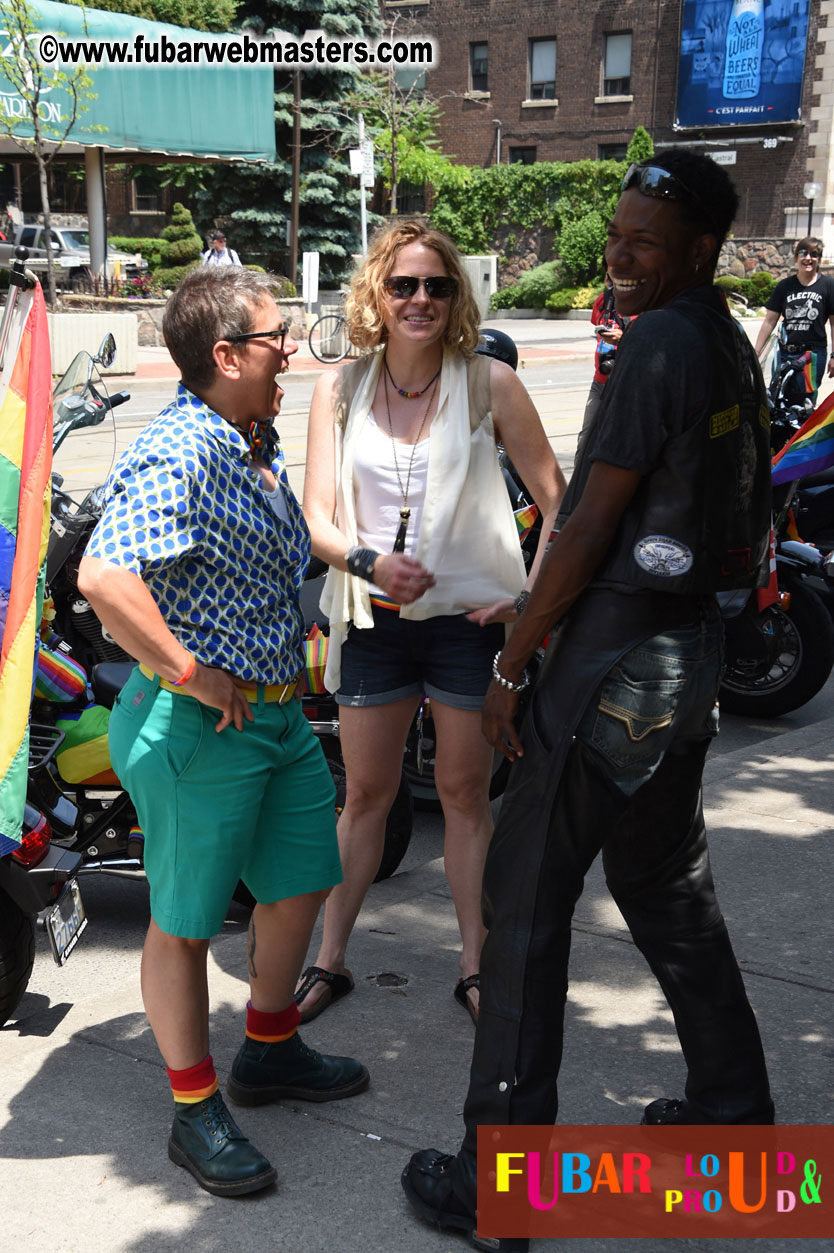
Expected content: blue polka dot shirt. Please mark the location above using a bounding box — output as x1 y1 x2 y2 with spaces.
85 384 310 684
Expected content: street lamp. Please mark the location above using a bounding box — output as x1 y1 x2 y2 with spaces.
803 181 822 236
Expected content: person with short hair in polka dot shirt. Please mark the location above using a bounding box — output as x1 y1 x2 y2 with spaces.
79 266 369 1198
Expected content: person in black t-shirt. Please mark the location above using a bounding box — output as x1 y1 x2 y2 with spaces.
401 150 774 1252
755 236 834 400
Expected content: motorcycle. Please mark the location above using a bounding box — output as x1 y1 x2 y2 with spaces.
0 251 87 1026
717 343 834 717
31 335 414 891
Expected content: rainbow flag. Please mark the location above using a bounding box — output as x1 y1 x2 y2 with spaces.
514 503 539 542
771 389 834 486
0 283 52 855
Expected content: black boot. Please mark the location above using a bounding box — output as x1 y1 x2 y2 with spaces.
227 1031 369 1106
401 1149 530 1252
168 1091 276 1196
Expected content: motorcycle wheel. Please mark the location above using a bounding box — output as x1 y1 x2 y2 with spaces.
0 891 36 1028
231 738 414 907
719 576 834 717
402 728 511 813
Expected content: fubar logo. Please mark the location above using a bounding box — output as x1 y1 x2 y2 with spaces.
476 1126 830 1240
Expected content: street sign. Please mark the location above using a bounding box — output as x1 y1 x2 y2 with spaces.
361 140 375 189
711 151 737 165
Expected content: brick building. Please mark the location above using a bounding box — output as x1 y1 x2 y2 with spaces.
392 0 834 251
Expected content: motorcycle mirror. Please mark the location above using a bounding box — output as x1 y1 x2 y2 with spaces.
96 333 117 369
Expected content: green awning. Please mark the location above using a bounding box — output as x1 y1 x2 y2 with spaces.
0 1 276 162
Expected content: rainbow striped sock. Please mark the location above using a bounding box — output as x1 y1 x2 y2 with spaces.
245 1000 300 1043
167 1053 219 1105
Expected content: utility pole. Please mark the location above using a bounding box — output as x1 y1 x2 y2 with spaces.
290 70 301 286
358 112 368 256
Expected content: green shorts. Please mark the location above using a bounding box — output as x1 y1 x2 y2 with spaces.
108 668 341 939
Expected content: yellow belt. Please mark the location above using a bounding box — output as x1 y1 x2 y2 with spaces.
138 664 299 704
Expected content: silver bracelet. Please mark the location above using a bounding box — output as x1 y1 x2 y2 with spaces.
514 589 530 615
492 651 530 693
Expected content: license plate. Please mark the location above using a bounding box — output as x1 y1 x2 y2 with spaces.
46 879 87 966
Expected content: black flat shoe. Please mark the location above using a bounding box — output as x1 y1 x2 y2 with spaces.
642 1096 776 1125
401 1148 529 1252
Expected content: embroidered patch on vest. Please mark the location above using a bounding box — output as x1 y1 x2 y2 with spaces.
633 535 694 577
709 405 740 438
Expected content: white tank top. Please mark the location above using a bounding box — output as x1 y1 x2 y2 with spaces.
354 412 429 581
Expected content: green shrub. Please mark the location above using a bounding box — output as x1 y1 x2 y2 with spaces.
489 285 523 311
716 274 744 295
558 212 607 286
110 235 170 270
152 260 201 290
571 284 602 309
545 286 584 312
269 275 297 298
748 270 775 302
516 260 562 307
430 159 624 255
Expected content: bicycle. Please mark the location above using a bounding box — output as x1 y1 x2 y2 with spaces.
307 305 359 364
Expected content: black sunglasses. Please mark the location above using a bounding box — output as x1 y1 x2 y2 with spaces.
798 248 821 260
622 163 718 235
227 323 288 349
383 275 457 300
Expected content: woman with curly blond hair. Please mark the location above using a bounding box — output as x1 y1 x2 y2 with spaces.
297 221 565 1024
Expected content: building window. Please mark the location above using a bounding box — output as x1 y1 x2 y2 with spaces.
470 42 488 92
603 32 632 96
396 67 426 93
529 39 556 100
397 181 426 214
509 146 537 165
598 142 628 160
130 170 163 214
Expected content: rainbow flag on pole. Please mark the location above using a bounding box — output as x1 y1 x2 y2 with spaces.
0 283 52 855
771 390 834 486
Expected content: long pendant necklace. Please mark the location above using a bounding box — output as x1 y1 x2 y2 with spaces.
384 365 440 553
384 355 441 399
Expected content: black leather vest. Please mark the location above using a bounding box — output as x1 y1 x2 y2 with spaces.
565 288 772 594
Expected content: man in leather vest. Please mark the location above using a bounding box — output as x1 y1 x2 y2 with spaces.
402 150 775 1251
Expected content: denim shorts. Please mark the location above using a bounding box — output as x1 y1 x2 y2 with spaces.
336 605 505 710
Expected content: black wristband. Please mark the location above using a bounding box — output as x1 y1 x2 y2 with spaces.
345 546 380 582
514 589 531 615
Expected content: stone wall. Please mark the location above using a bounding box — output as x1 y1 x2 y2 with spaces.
717 238 797 280
494 225 557 285
59 295 307 347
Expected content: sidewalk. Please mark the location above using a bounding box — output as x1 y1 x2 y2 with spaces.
1 703 832 1250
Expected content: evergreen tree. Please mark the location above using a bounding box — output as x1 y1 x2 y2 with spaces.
626 126 655 164
194 0 383 286
154 201 203 287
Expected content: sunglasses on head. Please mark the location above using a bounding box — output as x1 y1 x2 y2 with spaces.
383 275 457 300
798 247 821 260
621 162 718 235
227 323 288 350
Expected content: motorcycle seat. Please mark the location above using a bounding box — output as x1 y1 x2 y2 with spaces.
92 661 138 709
799 465 834 488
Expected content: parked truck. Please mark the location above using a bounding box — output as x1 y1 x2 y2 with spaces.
0 224 146 288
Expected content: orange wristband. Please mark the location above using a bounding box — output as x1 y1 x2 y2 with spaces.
171 653 196 686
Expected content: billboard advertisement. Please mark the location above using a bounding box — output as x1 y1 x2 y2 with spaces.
676 0 810 128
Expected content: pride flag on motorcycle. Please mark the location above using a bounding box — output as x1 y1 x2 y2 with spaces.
0 282 52 855
771 389 834 485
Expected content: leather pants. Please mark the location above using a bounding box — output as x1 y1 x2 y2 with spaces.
452 604 774 1210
